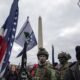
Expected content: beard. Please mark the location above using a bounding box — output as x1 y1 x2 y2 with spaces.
40 59 46 64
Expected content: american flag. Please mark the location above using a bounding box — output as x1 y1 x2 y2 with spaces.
0 0 19 75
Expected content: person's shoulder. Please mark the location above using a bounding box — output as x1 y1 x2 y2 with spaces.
69 61 77 68
69 61 76 67
67 61 78 72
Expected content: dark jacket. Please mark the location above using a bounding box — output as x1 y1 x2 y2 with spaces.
5 71 18 80
64 62 80 80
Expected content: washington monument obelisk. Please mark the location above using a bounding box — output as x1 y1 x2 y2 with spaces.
38 16 43 48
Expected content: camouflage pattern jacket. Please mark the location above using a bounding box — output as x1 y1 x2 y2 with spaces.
55 62 71 80
32 64 57 80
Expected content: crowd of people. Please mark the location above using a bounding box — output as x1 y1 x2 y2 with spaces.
0 45 80 80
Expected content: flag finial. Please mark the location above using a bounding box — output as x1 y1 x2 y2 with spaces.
27 16 29 21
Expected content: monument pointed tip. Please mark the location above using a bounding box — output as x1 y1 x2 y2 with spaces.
39 16 42 19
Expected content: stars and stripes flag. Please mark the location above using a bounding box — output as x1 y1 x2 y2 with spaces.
15 17 37 57
0 0 19 76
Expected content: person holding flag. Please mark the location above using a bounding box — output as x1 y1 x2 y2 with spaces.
15 17 37 80
17 32 34 80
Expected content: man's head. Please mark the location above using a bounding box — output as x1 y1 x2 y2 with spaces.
37 48 49 64
75 46 80 60
58 51 71 64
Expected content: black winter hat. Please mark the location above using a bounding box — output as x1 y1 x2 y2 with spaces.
75 46 80 60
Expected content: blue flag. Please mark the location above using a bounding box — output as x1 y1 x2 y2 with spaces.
0 0 19 74
15 17 37 57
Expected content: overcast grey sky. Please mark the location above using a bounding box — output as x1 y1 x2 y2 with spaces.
0 0 80 65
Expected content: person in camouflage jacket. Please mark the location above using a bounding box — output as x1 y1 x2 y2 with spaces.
32 47 57 80
55 51 71 80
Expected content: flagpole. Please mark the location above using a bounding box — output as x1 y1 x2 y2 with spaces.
19 42 28 80
52 45 55 65
19 24 32 80
21 42 27 70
